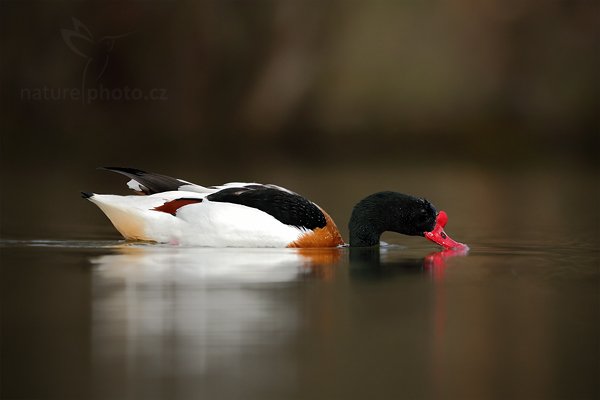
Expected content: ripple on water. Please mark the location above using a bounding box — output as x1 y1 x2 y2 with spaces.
0 239 127 249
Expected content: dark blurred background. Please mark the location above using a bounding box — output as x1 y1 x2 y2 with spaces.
1 5 599 399
1 0 598 239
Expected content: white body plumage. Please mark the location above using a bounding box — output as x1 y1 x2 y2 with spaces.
89 190 306 247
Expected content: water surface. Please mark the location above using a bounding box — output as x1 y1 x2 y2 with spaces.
2 236 597 400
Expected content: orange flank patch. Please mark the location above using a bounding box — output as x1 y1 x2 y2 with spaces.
288 209 345 248
153 198 202 216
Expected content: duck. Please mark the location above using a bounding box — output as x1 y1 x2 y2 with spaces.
82 167 467 249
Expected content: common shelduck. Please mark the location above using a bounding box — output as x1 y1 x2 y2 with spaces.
83 167 467 249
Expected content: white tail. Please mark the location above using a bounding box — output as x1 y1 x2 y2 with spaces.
87 195 150 240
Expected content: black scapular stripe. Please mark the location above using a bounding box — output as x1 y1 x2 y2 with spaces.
207 187 327 230
101 167 185 194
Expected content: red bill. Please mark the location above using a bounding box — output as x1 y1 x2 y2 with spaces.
424 211 469 250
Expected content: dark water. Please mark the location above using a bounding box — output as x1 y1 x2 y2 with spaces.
1 166 599 400
1 237 598 400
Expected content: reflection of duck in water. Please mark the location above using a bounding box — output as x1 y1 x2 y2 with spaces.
349 246 469 280
89 246 343 384
82 167 467 250
92 245 466 285
92 246 343 284
89 233 465 396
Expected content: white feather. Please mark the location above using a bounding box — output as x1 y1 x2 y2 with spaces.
174 200 305 247
178 184 211 193
126 179 145 192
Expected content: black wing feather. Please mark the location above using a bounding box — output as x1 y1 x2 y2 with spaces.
207 187 326 230
101 167 186 194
